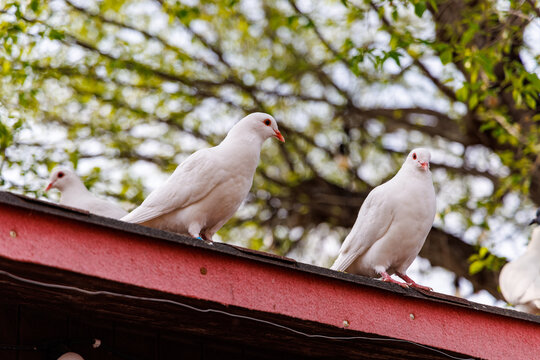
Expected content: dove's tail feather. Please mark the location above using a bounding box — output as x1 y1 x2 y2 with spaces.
330 251 357 272
121 210 153 224
330 254 347 271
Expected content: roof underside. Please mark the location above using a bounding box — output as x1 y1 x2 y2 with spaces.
0 256 462 360
0 191 538 360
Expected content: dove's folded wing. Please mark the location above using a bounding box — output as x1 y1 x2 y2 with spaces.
516 259 540 308
122 148 221 224
331 184 395 271
500 254 540 305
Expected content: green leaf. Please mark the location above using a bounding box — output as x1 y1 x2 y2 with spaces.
391 8 398 22
479 120 496 132
30 0 39 12
69 150 80 170
456 86 469 102
469 260 484 275
461 23 478 46
428 0 438 12
440 48 453 65
386 50 402 67
525 94 536 109
414 1 427 17
512 88 522 106
48 29 64 40
469 93 478 109
286 15 299 26
478 246 489 258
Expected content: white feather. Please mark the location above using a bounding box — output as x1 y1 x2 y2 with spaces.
499 225 540 314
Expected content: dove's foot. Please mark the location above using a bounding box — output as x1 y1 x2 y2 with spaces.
380 271 409 288
396 272 433 291
409 283 433 291
195 234 213 245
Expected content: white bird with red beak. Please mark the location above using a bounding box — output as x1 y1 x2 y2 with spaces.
121 112 285 241
499 209 540 314
331 148 436 290
46 166 128 219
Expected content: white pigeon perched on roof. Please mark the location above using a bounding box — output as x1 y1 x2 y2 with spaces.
331 148 436 290
121 112 285 241
499 209 540 314
46 166 128 219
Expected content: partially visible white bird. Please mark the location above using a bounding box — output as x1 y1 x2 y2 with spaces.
121 112 285 241
499 209 540 314
46 166 128 219
331 148 436 290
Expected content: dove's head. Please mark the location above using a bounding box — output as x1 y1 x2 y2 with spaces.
46 166 78 191
405 148 431 171
236 112 285 143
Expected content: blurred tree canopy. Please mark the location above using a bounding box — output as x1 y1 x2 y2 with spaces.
0 0 539 301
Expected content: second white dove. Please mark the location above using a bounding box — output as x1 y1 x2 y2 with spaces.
121 112 285 241
331 148 436 290
46 166 128 219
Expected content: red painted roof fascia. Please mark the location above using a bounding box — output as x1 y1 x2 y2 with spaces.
0 201 538 360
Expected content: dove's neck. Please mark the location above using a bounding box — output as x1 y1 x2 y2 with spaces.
60 180 93 204
222 123 266 146
396 163 432 182
219 129 265 170
528 227 540 253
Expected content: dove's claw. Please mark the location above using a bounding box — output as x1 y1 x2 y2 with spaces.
380 271 409 288
196 234 213 245
382 278 409 288
409 283 433 291
396 272 432 291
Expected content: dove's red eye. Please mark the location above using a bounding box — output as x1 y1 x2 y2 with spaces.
412 153 417 160
264 119 271 126
58 172 64 178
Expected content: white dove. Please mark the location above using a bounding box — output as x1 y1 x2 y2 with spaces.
121 112 285 241
499 209 540 314
331 148 436 290
46 166 128 219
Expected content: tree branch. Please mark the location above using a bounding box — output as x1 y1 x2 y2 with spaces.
368 1 458 101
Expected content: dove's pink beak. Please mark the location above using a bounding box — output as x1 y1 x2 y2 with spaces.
274 130 285 142
45 182 53 191
420 162 429 170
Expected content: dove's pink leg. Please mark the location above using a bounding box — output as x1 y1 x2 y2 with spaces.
200 233 213 245
396 272 433 291
380 271 409 288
